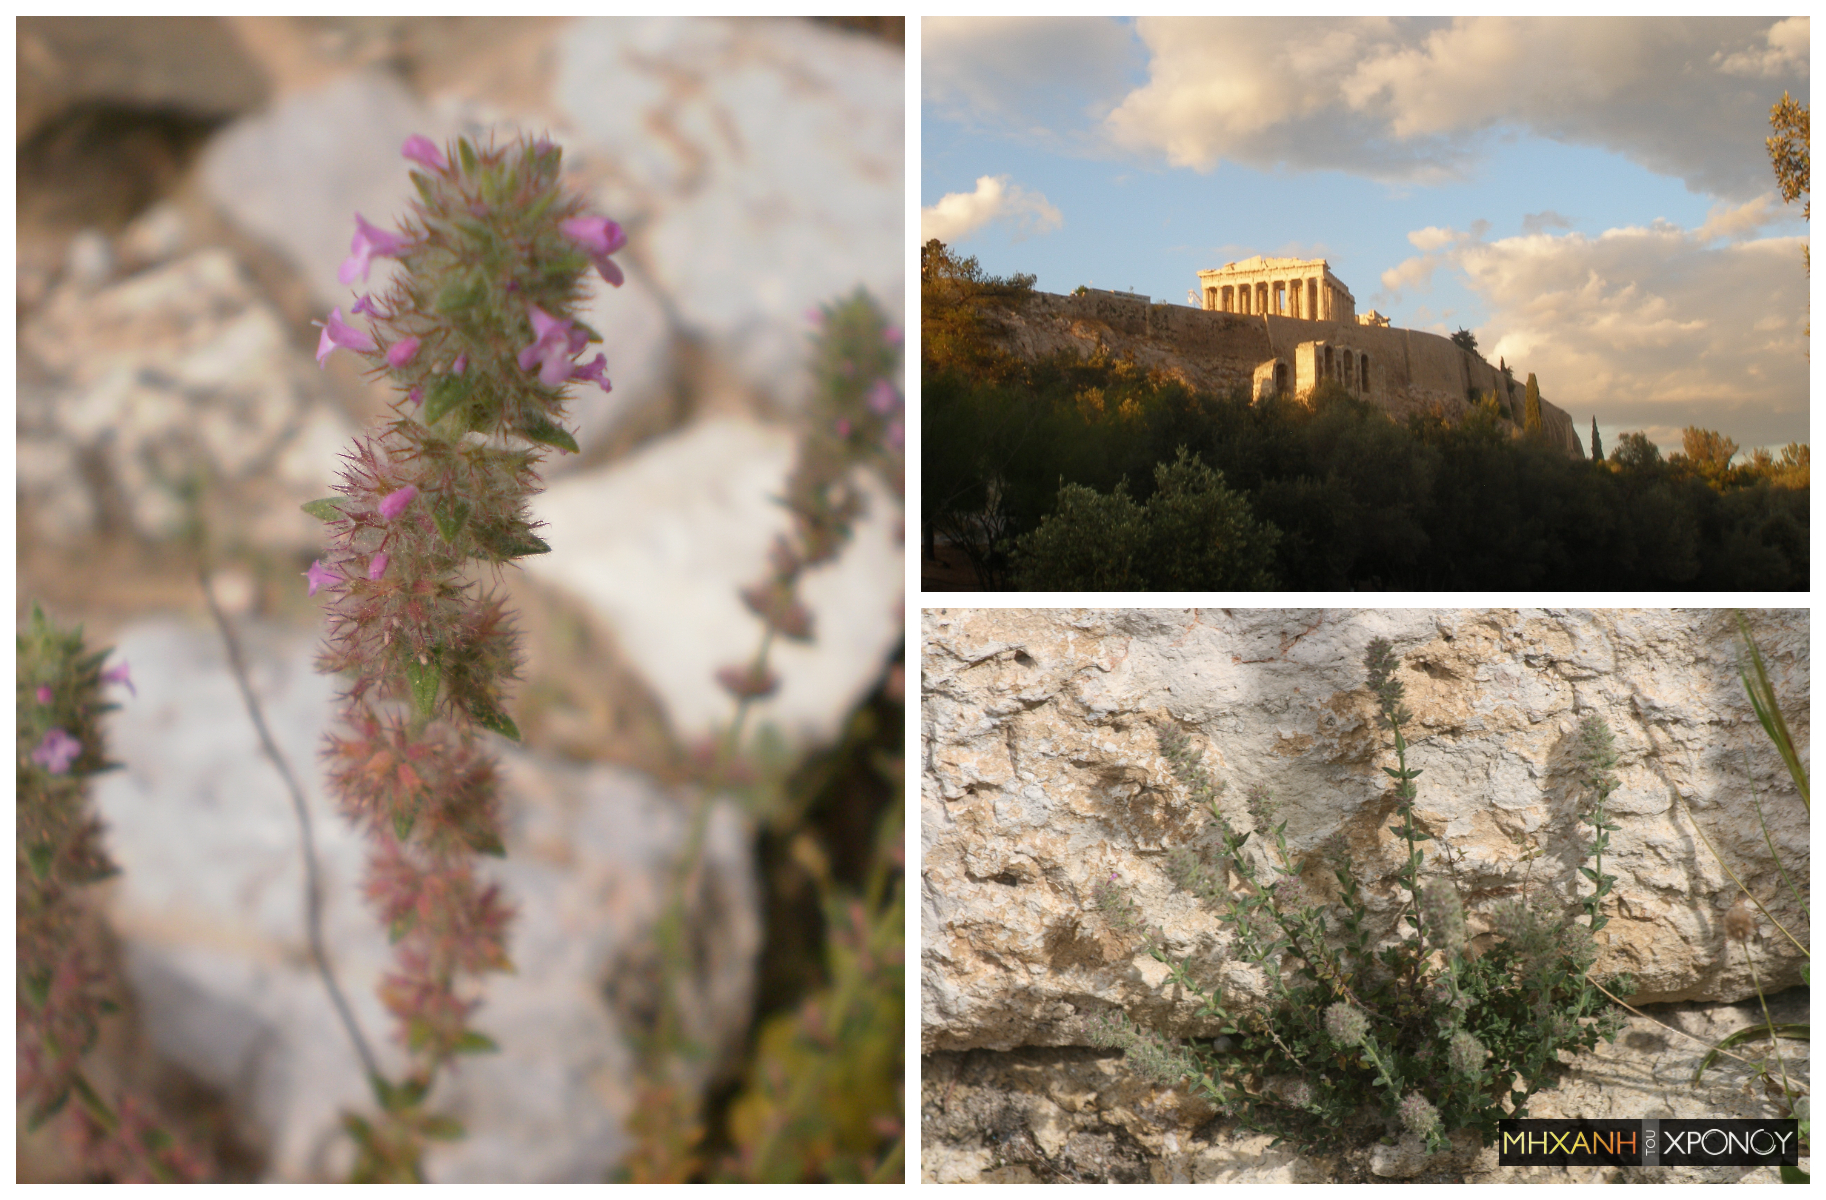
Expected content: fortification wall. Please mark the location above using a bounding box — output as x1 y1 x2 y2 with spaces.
993 290 1583 458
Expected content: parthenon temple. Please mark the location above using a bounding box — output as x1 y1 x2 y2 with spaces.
1198 255 1356 324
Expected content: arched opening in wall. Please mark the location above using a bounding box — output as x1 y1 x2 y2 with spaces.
1274 361 1288 396
1360 353 1370 393
1323 345 1334 379
1342 349 1354 391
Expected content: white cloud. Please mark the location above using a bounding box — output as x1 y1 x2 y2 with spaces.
923 16 1142 142
921 175 1064 246
1101 17 1808 197
1384 220 1809 447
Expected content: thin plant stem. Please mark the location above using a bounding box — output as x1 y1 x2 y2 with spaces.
1739 933 1795 1101
1672 792 1808 959
198 565 382 1088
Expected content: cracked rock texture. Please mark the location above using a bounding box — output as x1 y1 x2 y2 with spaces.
921 608 1808 1055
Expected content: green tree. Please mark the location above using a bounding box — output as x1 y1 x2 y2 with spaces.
1449 328 1478 354
1013 448 1279 589
1611 432 1661 470
1767 92 1808 274
1590 418 1603 463
1523 373 1542 435
1681 426 1739 471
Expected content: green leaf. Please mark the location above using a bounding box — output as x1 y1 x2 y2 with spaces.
433 497 471 545
423 373 475 426
1691 1023 1809 1085
516 414 580 454
27 1085 71 1131
411 171 436 206
452 1030 499 1055
22 971 51 1008
392 800 418 842
457 137 478 174
405 655 439 721
523 190 555 223
452 216 495 244
465 697 521 743
1780 1165 1809 1184
421 1115 466 1142
461 825 507 858
302 497 349 521
398 1076 430 1107
27 843 53 880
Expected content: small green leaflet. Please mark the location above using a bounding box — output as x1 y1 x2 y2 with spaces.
302 497 351 521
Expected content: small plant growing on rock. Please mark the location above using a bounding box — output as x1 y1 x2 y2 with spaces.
1089 637 1635 1161
18 605 211 1181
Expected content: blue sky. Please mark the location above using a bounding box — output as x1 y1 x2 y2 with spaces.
923 17 1810 455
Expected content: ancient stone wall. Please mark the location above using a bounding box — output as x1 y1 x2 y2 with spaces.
991 290 1585 457
921 608 1808 1055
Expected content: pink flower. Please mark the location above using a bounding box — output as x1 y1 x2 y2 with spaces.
408 386 424 407
351 293 377 315
35 685 52 705
32 728 81 774
386 337 421 368
559 216 627 287
570 353 612 392
339 214 413 286
518 304 589 388
369 552 390 581
102 660 136 697
402 134 447 172
452 352 467 375
884 324 903 347
315 308 378 368
868 379 899 415
305 560 341 597
379 485 418 521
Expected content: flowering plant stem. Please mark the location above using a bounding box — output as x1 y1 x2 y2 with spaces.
306 131 623 1180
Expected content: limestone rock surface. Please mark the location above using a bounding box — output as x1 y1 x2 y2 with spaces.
921 608 1808 1055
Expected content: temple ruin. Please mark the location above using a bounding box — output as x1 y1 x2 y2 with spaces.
1198 255 1356 324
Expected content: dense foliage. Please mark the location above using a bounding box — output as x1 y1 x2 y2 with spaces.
922 253 1808 590
1088 641 1635 1159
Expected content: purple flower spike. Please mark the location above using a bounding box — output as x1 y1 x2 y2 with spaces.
305 560 341 597
379 485 418 521
316 308 378 368
559 216 627 287
402 134 447 172
339 214 413 286
868 379 899 415
101 660 136 698
369 552 390 581
519 304 588 388
386 337 422 368
32 728 82 774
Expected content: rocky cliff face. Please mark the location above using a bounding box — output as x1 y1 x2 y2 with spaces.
921 608 1807 1055
986 291 1585 458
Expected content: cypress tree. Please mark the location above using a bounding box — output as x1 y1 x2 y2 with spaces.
1523 373 1543 434
1590 417 1603 462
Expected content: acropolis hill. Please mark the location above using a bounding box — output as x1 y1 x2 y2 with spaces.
990 255 1584 458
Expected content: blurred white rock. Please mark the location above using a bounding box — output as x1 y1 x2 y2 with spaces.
524 416 904 752
558 17 903 411
91 616 759 1182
